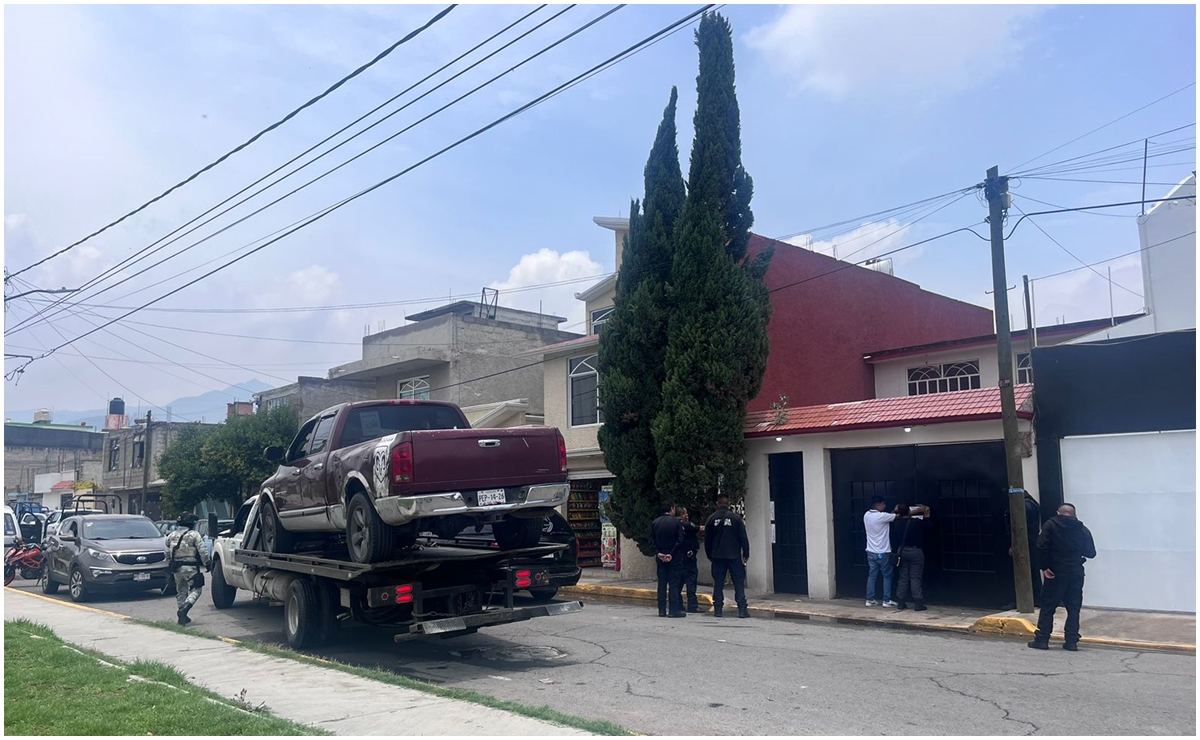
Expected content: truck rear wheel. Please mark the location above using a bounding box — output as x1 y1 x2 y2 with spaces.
347 494 395 564
211 558 237 609
316 580 341 645
493 516 542 550
284 578 321 649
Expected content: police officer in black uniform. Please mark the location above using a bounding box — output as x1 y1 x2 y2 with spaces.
677 507 701 613
650 501 686 618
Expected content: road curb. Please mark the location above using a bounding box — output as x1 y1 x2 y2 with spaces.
566 583 1195 653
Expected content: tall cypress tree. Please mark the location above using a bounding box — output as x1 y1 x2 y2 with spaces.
598 88 685 555
653 12 772 520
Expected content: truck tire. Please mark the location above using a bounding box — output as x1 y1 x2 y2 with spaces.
283 578 321 649
259 497 296 555
527 586 559 602
316 580 341 646
211 558 237 609
41 570 60 594
493 516 542 551
346 494 395 564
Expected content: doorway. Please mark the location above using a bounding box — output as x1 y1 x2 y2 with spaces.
769 452 807 594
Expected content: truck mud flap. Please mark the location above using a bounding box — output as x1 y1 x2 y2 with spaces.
395 600 583 641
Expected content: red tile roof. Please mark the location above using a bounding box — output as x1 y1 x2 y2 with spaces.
745 385 1034 437
50 481 75 491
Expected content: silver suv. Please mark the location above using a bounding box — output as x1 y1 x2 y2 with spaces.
42 514 170 602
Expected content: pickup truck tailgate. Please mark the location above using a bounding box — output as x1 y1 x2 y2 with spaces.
410 428 563 491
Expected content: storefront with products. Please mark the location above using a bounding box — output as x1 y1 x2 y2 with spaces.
567 478 619 568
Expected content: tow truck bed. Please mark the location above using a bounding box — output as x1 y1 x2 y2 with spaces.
234 542 564 581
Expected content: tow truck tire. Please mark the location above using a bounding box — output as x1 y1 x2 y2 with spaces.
260 497 295 555
316 580 340 645
284 578 321 649
346 494 394 564
211 558 237 609
527 586 559 602
493 516 542 551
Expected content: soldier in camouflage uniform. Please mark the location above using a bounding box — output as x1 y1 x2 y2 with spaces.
165 513 212 625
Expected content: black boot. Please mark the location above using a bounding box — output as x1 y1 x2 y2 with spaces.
913 602 927 612
713 606 723 618
1027 640 1049 650
737 606 750 619
895 601 908 611
177 601 193 626
1063 642 1079 651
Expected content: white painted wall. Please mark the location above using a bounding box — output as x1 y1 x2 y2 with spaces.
744 419 1038 599
1060 430 1196 612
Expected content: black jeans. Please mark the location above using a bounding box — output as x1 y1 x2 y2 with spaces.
1035 571 1085 644
683 554 699 610
711 558 747 611
896 547 925 602
657 557 684 615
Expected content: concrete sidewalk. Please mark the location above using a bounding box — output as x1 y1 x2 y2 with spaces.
4 588 589 736
564 570 1196 653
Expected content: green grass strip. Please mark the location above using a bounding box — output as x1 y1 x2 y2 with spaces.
131 617 632 735
4 618 326 736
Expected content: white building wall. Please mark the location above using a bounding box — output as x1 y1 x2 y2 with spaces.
744 419 1038 599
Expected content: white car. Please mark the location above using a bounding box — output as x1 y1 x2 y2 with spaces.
3 506 18 550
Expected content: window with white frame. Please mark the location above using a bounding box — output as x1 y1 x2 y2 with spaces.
907 360 982 396
568 355 602 426
590 306 615 333
398 377 431 400
1017 353 1032 384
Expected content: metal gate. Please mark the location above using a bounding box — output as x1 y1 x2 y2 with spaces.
769 453 807 594
832 442 1013 609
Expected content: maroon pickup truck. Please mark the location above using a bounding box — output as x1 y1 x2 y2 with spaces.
258 400 569 563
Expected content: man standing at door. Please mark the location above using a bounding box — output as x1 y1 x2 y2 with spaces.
1028 503 1096 651
705 494 750 619
651 502 686 618
864 496 928 607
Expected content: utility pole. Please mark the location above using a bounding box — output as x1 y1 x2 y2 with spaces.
985 166 1035 614
1022 274 1036 384
140 410 152 516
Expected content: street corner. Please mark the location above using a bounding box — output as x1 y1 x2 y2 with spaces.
970 613 1036 637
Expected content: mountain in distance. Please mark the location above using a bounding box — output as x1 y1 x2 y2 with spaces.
5 380 274 428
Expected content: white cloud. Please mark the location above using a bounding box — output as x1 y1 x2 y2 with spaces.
784 219 929 267
745 5 1045 102
489 248 604 330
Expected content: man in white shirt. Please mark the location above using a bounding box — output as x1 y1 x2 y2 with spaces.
863 496 928 607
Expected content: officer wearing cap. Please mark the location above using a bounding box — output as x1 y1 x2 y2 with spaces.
165 513 211 626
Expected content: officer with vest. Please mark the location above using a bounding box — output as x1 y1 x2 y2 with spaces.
166 513 212 626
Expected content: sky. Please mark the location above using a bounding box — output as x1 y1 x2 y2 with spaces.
4 3 1197 417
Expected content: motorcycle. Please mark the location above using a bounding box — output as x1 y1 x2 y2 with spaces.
4 541 46 586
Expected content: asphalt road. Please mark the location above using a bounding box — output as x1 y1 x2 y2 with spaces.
9 578 1195 736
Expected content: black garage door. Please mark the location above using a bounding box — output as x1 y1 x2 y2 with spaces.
831 442 1014 609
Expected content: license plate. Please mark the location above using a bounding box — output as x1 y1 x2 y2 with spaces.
133 572 150 582
477 489 506 506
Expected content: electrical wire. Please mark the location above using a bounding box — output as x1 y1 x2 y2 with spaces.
1020 176 1191 187
3 5 458 284
1010 204 1141 298
1014 194 1133 217
7 4 717 377
1028 230 1196 284
9 4 604 335
1003 194 1197 240
1009 84 1196 172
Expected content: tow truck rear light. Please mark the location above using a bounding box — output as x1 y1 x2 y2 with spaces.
556 431 567 473
515 569 532 588
395 584 414 604
391 442 414 484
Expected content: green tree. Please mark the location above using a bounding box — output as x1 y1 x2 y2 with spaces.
598 88 686 555
159 407 299 516
653 12 773 521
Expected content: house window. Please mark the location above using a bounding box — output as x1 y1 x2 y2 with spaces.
569 355 602 426
907 361 982 396
590 306 615 333
1017 353 1032 385
132 440 145 469
108 441 121 471
398 377 431 400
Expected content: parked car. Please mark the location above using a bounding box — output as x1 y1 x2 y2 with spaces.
3 506 18 551
42 514 170 602
434 509 581 601
44 510 67 537
257 399 569 563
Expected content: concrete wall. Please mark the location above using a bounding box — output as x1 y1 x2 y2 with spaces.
544 351 603 453
584 283 616 334
873 343 1034 399
5 446 103 496
1140 177 1196 333
743 419 1038 599
102 423 190 493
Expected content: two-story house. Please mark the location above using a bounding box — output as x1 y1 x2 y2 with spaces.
1031 173 1196 613
529 217 1006 575
102 418 217 519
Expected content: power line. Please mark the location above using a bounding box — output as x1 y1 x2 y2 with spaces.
3 5 457 284
1010 203 1141 298
7 4 717 377
1029 230 1196 284
771 186 978 242
1020 176 1191 187
836 191 974 264
9 5 586 334
1010 83 1196 172
1014 194 1133 218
